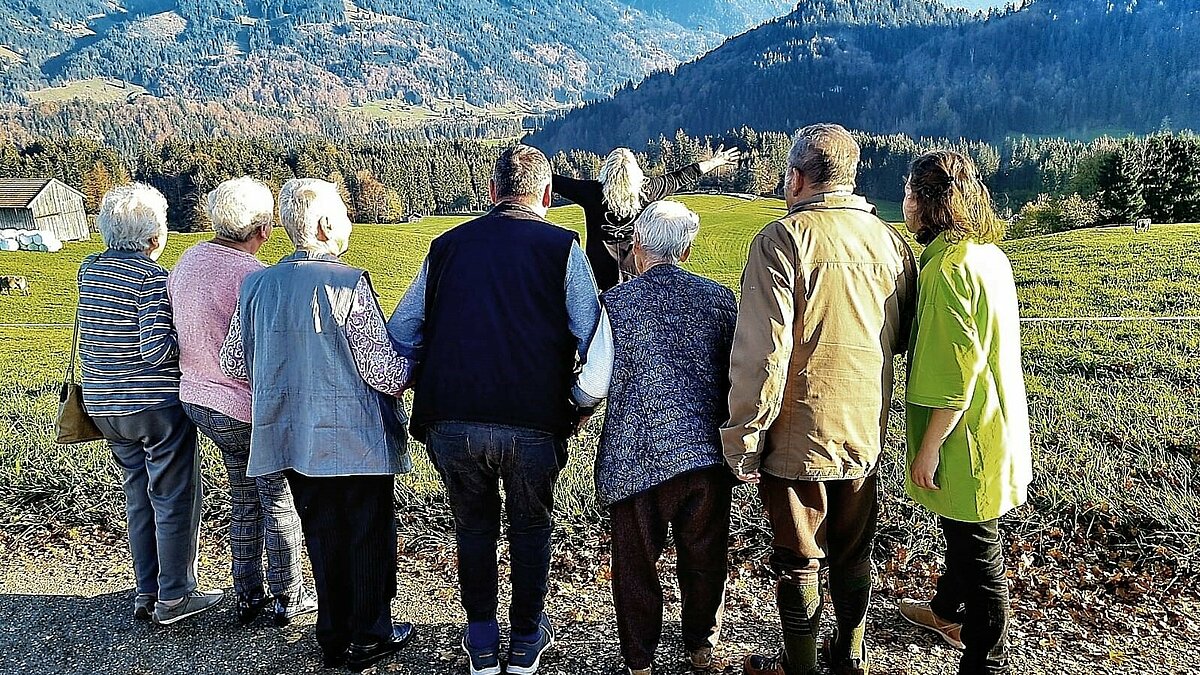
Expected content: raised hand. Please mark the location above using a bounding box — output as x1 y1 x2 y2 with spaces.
699 145 743 174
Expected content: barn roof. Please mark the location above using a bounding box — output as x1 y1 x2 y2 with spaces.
0 178 84 210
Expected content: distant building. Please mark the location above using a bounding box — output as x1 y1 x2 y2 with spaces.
404 213 424 223
0 178 89 241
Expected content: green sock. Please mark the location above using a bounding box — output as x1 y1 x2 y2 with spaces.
829 569 872 665
777 579 822 674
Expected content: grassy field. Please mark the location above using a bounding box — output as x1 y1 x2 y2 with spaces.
0 195 1197 596
26 78 150 104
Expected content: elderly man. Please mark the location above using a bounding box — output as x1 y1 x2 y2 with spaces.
169 177 315 627
388 145 603 675
220 178 414 672
723 125 917 675
78 183 223 625
574 200 737 675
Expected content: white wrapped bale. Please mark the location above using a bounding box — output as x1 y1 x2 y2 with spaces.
0 239 18 252
43 240 62 253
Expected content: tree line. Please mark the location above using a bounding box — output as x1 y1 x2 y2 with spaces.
1 128 1197 234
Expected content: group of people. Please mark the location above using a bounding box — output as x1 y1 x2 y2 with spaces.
75 122 1031 675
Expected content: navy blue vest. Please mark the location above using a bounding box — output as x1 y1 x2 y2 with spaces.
595 265 738 506
412 203 579 437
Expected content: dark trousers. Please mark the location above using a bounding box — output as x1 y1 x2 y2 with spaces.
285 472 397 654
609 467 732 671
182 403 304 602
425 422 563 637
931 518 1010 675
95 404 201 602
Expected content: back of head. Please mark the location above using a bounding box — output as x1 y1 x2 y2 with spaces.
206 176 274 242
492 145 551 203
635 200 700 265
278 178 344 248
97 183 168 252
907 150 1005 245
788 123 860 190
600 148 645 221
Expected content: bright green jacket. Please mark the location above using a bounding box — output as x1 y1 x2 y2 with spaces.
905 234 1032 522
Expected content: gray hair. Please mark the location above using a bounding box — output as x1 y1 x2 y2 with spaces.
599 148 645 221
97 183 168 252
788 123 860 188
493 145 552 200
206 177 275 242
634 200 700 264
278 178 345 248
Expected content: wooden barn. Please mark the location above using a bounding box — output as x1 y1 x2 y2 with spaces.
0 178 89 242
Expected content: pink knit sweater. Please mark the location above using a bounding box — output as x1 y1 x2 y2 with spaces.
167 242 264 423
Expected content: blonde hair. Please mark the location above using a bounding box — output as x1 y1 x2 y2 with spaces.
599 148 645 221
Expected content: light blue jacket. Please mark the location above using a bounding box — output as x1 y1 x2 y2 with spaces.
239 251 409 478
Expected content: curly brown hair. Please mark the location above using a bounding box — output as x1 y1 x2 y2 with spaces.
907 150 1006 245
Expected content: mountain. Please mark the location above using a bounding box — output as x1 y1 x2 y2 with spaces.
0 0 791 110
624 0 798 33
530 0 1200 153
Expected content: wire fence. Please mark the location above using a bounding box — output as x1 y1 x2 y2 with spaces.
2 316 1199 330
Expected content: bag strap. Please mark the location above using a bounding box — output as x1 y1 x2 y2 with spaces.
65 301 81 385
67 256 95 385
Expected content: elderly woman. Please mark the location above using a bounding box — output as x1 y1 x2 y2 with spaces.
219 178 415 671
898 150 1033 675
575 200 738 675
167 177 315 626
551 145 740 290
78 184 223 625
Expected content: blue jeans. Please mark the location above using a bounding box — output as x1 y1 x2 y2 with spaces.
182 402 305 602
94 404 201 601
425 422 564 637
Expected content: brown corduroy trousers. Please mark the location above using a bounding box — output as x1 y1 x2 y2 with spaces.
609 467 733 671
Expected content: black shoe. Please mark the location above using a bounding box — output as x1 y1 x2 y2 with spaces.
273 586 318 627
236 593 271 625
346 623 415 672
322 647 349 669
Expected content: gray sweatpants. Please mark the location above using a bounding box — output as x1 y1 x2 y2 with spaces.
94 404 202 602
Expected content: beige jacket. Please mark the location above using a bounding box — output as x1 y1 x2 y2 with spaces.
722 192 917 480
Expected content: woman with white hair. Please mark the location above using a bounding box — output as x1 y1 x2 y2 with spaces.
552 145 741 290
220 178 416 672
574 200 738 675
77 183 223 625
167 176 316 627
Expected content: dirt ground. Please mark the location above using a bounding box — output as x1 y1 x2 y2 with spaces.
1 538 1196 675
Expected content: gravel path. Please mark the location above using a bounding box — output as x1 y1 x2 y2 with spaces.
1 539 1195 675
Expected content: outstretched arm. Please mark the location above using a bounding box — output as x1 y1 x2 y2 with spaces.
551 174 594 204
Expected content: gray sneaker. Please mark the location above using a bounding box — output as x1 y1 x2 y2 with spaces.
133 594 156 621
153 589 225 625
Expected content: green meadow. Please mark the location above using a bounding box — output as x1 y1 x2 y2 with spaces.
0 195 1197 584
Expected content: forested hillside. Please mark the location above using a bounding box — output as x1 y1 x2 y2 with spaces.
0 0 791 109
531 0 1200 153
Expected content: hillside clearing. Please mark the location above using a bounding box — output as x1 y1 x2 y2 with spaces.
26 78 150 104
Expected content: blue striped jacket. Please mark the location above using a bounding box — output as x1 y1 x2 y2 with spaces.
77 250 181 416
